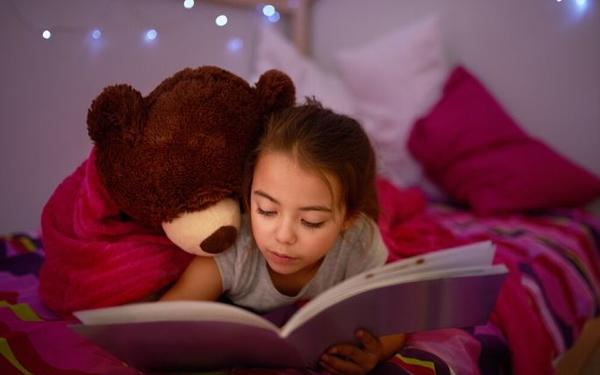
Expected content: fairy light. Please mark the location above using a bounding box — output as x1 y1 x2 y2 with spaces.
144 28 158 42
91 28 102 40
262 5 276 17
215 15 228 27
575 0 588 10
10 1 287 50
267 11 280 23
227 37 243 52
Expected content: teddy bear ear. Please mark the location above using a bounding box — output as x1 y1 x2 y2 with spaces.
87 84 145 145
255 69 296 114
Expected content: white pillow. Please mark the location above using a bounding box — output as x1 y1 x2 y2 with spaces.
335 16 449 188
254 25 355 115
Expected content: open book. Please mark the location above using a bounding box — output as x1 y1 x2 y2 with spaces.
72 241 507 371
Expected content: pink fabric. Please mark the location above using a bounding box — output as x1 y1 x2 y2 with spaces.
0 309 139 375
39 149 193 316
377 178 469 261
378 180 556 375
408 66 600 215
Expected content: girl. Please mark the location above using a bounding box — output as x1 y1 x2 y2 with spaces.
162 99 406 374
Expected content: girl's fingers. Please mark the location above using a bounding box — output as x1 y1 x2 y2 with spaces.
356 329 382 356
319 330 384 374
318 358 342 375
320 352 363 375
328 344 368 364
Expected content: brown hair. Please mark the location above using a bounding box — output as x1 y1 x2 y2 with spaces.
242 98 379 222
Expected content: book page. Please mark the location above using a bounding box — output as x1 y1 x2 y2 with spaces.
287 240 495 328
284 271 508 367
75 300 279 332
72 319 305 370
325 241 494 298
283 264 508 335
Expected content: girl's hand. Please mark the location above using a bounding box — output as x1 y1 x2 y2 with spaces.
319 329 383 375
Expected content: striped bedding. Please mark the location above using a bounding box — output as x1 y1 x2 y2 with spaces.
1 185 599 374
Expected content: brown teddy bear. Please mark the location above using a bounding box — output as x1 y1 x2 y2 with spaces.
88 66 295 255
39 66 295 314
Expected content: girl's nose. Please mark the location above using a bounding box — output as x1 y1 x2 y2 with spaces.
275 220 297 245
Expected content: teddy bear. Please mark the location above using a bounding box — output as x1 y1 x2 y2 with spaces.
39 66 295 315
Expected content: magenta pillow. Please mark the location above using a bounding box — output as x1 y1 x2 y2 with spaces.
408 66 600 215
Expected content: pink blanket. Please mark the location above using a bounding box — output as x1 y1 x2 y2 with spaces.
3 177 598 373
377 178 600 375
39 149 193 316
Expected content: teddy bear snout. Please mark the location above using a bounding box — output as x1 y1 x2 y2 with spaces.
200 226 238 254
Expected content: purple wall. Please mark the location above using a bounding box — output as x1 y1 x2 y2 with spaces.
1 0 599 233
0 0 260 233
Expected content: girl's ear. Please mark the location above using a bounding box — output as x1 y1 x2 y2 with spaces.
341 213 359 232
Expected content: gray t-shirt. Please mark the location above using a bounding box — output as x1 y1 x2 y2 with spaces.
214 214 388 312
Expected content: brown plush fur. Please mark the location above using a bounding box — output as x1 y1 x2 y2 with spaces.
87 66 295 228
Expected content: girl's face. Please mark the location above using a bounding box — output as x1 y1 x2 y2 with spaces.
250 151 350 279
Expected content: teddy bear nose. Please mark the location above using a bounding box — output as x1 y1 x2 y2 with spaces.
200 226 238 254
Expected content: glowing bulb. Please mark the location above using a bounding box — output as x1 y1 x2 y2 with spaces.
215 15 228 27
268 11 281 23
574 0 589 15
227 37 243 52
42 30 51 39
262 5 276 17
145 29 158 42
91 28 102 40
183 0 194 9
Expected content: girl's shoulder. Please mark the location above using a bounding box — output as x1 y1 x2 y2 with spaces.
346 214 378 241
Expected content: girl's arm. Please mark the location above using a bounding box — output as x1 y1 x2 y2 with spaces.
160 256 223 301
319 331 406 375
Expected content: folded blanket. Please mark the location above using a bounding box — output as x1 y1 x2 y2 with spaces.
39 149 193 316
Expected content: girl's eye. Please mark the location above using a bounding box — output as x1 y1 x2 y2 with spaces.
302 219 324 229
257 207 276 216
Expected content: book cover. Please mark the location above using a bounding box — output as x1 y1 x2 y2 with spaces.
72 241 508 371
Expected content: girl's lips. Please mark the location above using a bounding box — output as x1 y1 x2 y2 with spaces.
268 250 296 264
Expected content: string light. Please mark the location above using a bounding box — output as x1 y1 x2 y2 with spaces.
7 0 271 50
267 11 280 23
215 15 228 27
262 5 276 17
227 37 243 52
144 28 158 42
91 28 102 40
575 0 588 9
260 4 280 23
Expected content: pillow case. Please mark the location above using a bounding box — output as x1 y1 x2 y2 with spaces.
335 16 449 188
408 66 600 214
254 25 355 115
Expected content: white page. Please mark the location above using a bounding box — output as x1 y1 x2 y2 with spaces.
282 263 507 335
75 301 279 332
307 241 494 309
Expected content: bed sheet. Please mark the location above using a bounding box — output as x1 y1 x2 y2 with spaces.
1 184 599 374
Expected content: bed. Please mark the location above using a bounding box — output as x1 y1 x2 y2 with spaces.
2 189 599 374
2 1 600 374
